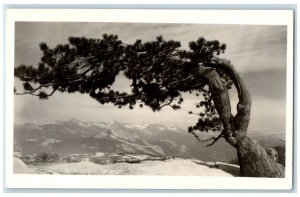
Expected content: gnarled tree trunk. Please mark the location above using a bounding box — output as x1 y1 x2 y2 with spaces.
237 136 285 177
199 59 285 177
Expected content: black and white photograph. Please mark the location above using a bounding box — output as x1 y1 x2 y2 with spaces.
5 9 294 189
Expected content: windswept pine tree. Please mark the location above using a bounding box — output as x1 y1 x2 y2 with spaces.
14 34 285 177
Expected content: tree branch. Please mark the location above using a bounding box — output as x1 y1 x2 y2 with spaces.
205 133 224 147
198 66 234 138
14 85 42 96
167 75 195 88
47 88 57 97
158 97 174 109
14 91 40 96
14 82 58 99
205 57 252 139
190 130 223 146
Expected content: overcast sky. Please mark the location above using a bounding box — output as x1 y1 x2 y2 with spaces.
14 22 287 134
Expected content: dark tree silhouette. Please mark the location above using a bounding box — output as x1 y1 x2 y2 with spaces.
14 34 285 177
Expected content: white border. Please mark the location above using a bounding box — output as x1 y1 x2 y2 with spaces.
5 9 294 189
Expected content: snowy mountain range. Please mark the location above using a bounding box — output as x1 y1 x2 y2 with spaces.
14 118 285 162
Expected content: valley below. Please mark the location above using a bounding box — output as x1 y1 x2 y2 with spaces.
13 118 285 176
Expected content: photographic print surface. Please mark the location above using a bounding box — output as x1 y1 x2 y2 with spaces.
6 9 293 189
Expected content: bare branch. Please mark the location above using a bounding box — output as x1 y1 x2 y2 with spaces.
47 88 57 97
205 133 224 147
190 130 223 146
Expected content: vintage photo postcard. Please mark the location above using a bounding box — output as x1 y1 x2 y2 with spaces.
5 9 294 189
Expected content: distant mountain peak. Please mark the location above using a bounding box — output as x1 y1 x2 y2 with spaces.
14 119 284 163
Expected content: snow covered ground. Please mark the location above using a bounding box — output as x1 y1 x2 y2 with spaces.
14 157 36 174
13 156 239 176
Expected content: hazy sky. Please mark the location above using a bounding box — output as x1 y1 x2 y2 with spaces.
14 22 287 133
